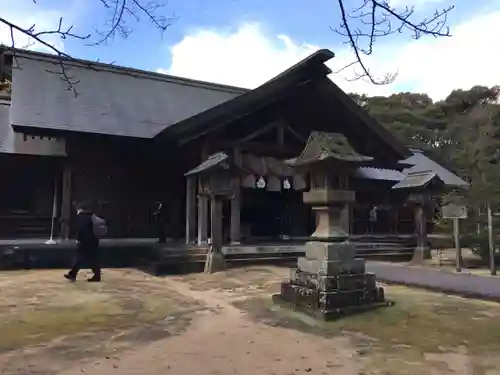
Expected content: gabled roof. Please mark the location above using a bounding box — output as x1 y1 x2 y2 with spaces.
401 149 469 188
392 171 440 190
352 149 469 190
155 49 411 162
185 152 229 176
291 131 373 166
158 49 335 141
353 167 405 181
9 49 248 138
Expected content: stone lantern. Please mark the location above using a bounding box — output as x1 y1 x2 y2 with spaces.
290 131 372 241
276 132 391 320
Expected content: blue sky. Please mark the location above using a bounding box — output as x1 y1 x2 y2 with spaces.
1 0 499 99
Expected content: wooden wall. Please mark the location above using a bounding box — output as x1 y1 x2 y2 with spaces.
65 135 192 239
0 153 61 238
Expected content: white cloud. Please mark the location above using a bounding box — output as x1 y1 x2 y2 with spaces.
393 10 500 100
389 0 447 7
0 1 65 52
161 10 500 101
162 24 319 89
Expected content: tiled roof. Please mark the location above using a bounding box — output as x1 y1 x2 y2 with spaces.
401 149 469 188
292 131 373 166
354 167 404 181
10 50 247 138
185 152 230 176
392 171 439 189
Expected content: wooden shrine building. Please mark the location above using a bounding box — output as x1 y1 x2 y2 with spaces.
0 48 468 259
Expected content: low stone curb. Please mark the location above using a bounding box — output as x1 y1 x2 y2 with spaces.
367 261 500 303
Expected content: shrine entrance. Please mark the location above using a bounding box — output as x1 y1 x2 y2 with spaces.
239 187 314 242
184 151 314 247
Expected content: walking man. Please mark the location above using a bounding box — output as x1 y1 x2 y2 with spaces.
64 202 102 282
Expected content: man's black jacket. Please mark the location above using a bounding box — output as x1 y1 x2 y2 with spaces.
76 211 99 252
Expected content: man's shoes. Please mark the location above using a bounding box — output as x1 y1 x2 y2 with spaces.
87 275 101 282
64 273 76 282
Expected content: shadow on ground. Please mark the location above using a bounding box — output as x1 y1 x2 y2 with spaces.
232 282 500 374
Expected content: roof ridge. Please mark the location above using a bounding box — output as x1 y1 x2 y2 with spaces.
9 48 249 95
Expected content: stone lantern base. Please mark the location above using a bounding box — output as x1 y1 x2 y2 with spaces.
274 241 392 320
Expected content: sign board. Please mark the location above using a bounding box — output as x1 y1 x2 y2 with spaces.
442 204 468 219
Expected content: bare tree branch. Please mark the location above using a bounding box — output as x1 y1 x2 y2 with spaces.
0 0 453 93
90 0 176 45
0 0 176 96
333 0 454 85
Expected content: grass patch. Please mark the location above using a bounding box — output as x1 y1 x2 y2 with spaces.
235 286 500 352
0 269 200 352
0 301 124 351
233 284 500 375
235 285 500 353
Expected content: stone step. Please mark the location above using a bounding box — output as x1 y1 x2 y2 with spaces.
291 269 377 292
280 282 386 311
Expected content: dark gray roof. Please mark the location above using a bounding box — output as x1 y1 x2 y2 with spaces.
185 152 229 176
392 171 438 189
352 150 468 189
353 167 404 181
10 49 248 138
401 149 469 188
292 131 374 166
157 49 411 163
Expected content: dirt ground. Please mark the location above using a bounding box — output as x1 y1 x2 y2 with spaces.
1 267 500 375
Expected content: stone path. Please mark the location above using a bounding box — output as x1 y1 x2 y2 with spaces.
367 261 500 301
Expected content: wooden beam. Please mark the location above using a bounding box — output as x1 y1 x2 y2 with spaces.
209 141 300 158
412 201 430 262
0 52 4 81
60 163 72 239
176 75 325 145
230 177 241 244
210 196 223 252
197 195 208 245
284 124 307 143
237 121 279 144
277 121 285 147
185 177 196 244
233 147 243 169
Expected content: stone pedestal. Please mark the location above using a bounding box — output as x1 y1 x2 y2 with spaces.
303 188 353 241
275 241 391 320
204 251 226 273
411 245 431 264
310 205 349 239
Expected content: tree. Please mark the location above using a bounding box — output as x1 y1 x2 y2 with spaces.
445 89 500 209
349 91 448 152
0 0 454 92
352 86 500 263
0 0 176 95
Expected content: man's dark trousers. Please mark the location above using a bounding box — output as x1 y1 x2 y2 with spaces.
68 245 101 278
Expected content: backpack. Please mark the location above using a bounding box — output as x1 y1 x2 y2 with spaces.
92 215 107 238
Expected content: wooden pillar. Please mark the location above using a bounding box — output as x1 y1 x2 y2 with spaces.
197 195 208 245
185 177 196 244
210 196 223 252
60 163 72 239
413 202 430 262
230 177 241 244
